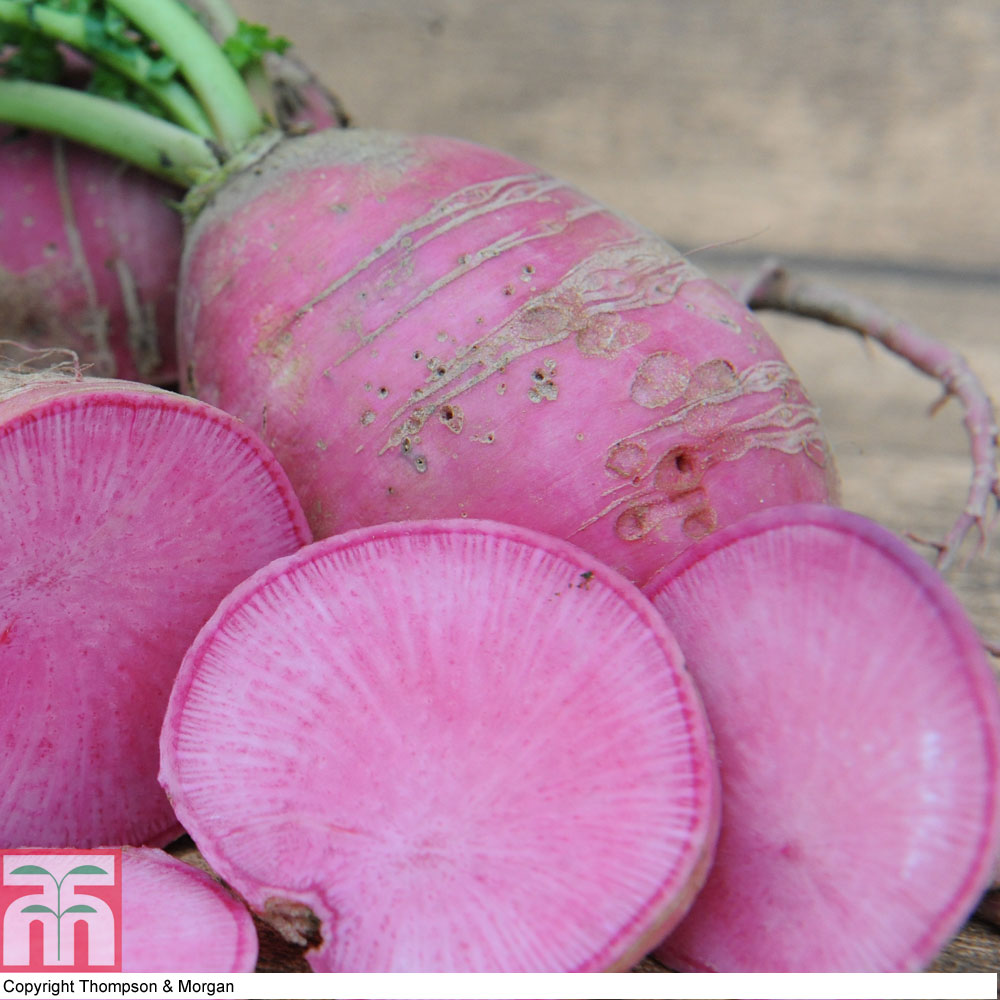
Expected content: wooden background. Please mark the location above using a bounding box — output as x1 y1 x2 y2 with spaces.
227 0 1000 973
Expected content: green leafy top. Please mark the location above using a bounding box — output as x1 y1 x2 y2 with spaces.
0 0 290 186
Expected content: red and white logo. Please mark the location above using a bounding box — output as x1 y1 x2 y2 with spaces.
0 848 122 971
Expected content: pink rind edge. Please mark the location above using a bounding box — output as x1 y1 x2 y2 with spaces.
644 501 1000 971
159 517 722 972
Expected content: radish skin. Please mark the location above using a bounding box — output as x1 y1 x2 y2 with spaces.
159 518 720 971
0 371 311 848
0 127 184 383
179 129 837 585
644 503 1000 971
0 37 346 385
122 847 258 972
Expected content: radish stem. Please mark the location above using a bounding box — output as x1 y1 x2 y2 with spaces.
105 0 263 153
0 0 213 137
0 80 219 185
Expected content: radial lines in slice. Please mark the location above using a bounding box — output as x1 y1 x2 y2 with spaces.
160 518 719 971
645 503 1000 971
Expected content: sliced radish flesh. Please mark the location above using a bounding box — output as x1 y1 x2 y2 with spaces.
160 518 719 971
0 379 311 849
644 503 1000 971
122 847 258 972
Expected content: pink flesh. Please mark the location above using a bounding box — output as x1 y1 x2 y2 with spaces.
122 847 258 972
644 503 1000 971
0 379 311 848
0 127 184 384
179 129 836 585
160 518 720 971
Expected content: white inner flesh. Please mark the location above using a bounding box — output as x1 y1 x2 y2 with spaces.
169 525 715 971
0 394 304 847
654 521 997 971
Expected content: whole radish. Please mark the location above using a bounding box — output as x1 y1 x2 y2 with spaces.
0 3 346 385
1 126 184 383
0 0 835 584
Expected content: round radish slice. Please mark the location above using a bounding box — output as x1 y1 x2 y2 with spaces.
122 847 258 972
644 503 1000 971
0 376 311 849
159 518 719 972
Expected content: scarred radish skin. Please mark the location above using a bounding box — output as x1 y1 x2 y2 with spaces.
122 847 257 972
0 373 311 849
644 503 1000 971
159 518 720 972
179 129 838 585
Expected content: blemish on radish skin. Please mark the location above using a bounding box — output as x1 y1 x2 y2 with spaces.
439 404 464 433
606 441 647 479
630 351 691 408
361 410 376 426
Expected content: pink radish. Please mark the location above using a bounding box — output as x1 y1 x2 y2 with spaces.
0 2 836 584
0 126 184 384
159 518 720 971
643 503 1000 971
178 128 836 585
0 364 311 849
0 7 346 385
122 847 257 972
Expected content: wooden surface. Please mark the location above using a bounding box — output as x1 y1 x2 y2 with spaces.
223 0 1000 973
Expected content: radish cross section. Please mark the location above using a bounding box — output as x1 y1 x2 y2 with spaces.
644 503 1000 971
160 519 719 971
0 377 311 849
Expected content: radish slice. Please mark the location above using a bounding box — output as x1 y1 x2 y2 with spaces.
0 377 311 849
160 519 719 971
644 503 1000 971
122 847 258 972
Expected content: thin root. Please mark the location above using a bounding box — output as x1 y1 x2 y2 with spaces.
734 258 1000 572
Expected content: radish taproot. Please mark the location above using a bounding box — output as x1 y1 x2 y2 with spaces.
643 504 1000 971
0 2 346 385
0 0 837 584
0 357 310 848
122 847 258 971
159 518 720 971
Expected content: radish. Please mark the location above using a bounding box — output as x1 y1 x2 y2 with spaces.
0 126 185 384
159 518 720 971
0 0 837 584
0 355 311 849
643 503 1000 971
0 2 346 385
122 846 257 971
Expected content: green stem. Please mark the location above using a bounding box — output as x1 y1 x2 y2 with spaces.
0 80 220 186
107 0 263 153
180 0 276 123
183 0 238 40
0 0 214 137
